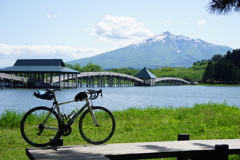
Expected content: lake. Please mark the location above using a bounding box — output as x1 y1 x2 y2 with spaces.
0 85 240 115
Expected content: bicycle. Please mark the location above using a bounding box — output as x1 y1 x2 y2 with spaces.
20 88 116 147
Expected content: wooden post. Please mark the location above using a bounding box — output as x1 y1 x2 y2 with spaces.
178 134 189 141
177 134 189 160
50 138 63 146
67 74 70 88
71 74 73 87
75 74 78 88
79 77 82 88
214 144 229 160
11 80 13 89
58 74 61 88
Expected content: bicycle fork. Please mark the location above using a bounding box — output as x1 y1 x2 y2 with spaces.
87 102 99 127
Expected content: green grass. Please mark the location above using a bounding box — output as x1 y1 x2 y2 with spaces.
1 103 240 159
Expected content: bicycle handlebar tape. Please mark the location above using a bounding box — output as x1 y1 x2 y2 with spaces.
74 92 87 101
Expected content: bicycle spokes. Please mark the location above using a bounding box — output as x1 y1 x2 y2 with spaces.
79 106 115 145
20 107 62 147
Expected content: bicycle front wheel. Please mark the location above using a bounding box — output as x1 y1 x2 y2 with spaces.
79 106 115 144
20 106 62 147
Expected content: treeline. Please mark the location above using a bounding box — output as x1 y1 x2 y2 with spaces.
65 62 139 76
66 61 207 82
203 49 240 84
65 62 103 72
150 60 208 82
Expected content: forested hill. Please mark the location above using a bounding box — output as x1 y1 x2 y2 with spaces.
68 32 232 69
203 49 240 84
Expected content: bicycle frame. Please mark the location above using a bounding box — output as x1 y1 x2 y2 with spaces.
49 91 99 127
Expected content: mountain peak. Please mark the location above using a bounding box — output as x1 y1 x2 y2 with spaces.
153 31 174 40
162 31 172 35
133 31 213 48
133 31 191 46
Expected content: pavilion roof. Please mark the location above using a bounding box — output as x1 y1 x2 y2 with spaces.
0 59 79 74
135 67 157 79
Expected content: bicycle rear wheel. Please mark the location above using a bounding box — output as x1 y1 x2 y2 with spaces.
20 106 62 147
79 106 115 144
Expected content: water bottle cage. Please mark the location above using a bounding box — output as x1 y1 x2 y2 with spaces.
67 111 75 119
63 114 69 122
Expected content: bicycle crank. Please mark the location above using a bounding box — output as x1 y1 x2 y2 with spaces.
62 125 72 136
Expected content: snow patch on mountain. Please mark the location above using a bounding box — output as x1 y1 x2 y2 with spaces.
133 31 221 49
151 35 167 43
132 31 206 47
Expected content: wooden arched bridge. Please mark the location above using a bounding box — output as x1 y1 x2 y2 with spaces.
78 72 145 87
51 72 144 88
0 72 192 88
156 77 191 85
50 72 192 88
0 73 28 88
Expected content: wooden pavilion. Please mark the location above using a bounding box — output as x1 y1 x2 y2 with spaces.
135 67 157 86
0 59 79 88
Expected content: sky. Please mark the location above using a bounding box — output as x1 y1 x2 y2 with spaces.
0 0 239 67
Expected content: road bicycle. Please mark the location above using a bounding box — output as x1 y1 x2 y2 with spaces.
20 88 116 147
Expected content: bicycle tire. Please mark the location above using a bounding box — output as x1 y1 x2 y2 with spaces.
20 106 62 147
79 106 115 144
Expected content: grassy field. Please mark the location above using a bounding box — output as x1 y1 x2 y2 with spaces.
1 103 240 159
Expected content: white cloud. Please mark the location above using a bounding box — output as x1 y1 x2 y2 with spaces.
93 15 154 48
197 19 206 26
0 44 107 67
95 15 154 40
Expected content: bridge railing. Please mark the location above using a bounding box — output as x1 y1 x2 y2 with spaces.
50 72 144 83
0 73 28 83
78 72 144 82
50 73 192 85
156 77 191 84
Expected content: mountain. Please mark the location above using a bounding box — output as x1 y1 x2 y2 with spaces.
68 31 232 69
